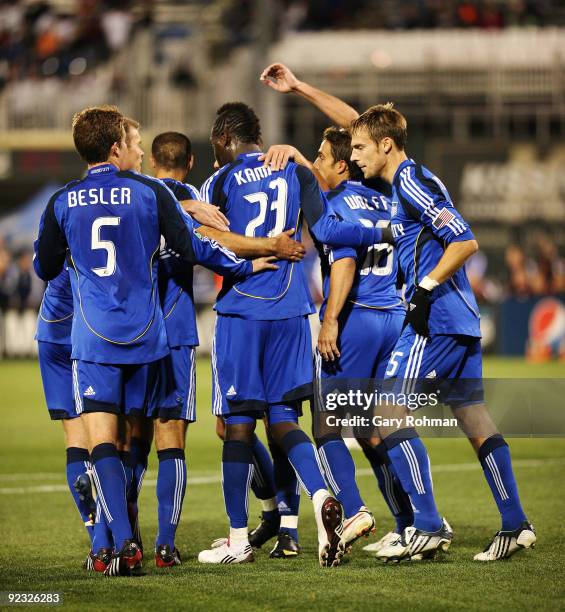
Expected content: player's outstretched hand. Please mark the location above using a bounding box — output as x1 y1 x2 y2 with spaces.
318 319 340 361
404 286 432 337
252 256 279 273
260 63 300 93
259 145 301 171
180 199 230 232
271 228 306 261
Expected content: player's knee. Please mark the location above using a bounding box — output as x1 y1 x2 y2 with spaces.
225 421 255 444
61 416 89 449
314 432 342 449
216 416 226 441
155 418 187 450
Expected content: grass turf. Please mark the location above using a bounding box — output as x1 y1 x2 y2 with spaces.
0 357 564 611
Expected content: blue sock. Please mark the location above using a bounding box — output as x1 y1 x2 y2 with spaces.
317 435 364 518
222 440 253 529
385 429 442 532
92 499 113 552
120 451 135 499
478 435 527 531
91 443 132 550
280 429 326 499
270 441 300 542
156 448 186 548
65 447 94 543
362 443 413 533
129 437 150 504
250 435 278 523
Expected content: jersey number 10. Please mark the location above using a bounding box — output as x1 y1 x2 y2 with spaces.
244 178 288 238
359 219 394 277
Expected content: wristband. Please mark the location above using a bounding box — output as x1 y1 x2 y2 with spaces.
419 275 439 292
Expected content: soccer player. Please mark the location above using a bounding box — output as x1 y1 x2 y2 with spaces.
33 105 274 576
261 129 413 552
349 105 535 562
149 130 308 565
261 63 535 562
196 102 390 567
35 270 96 547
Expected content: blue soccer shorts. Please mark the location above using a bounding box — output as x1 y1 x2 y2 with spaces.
212 314 312 416
146 346 196 422
73 359 157 416
384 327 484 408
38 341 76 420
316 308 404 380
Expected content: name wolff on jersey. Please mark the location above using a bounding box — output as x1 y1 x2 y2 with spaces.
67 188 132 207
343 195 386 211
234 165 273 185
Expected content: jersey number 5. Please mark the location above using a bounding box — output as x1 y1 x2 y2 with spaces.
91 217 120 277
244 178 288 237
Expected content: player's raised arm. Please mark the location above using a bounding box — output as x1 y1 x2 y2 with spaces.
317 256 356 362
297 165 390 247
195 225 305 262
260 63 359 128
34 191 68 280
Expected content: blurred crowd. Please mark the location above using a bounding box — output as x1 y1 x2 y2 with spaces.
0 0 139 89
282 0 556 31
0 238 43 312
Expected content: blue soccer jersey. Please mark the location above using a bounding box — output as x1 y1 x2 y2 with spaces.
34 163 251 364
158 178 200 348
200 153 382 320
319 180 403 320
391 159 481 337
35 268 73 344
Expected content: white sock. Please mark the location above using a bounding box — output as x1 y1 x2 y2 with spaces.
229 527 248 545
312 488 330 513
280 515 298 530
260 497 277 512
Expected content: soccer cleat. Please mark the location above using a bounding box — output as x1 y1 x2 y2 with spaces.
377 518 453 563
343 507 375 550
248 516 280 549
83 547 112 572
363 531 401 553
198 539 255 564
104 540 143 577
316 496 345 568
474 521 536 562
155 544 182 568
73 472 97 523
269 532 300 558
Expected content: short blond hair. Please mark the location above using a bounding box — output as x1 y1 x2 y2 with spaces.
351 103 407 150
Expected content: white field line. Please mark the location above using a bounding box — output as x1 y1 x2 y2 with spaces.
0 458 563 495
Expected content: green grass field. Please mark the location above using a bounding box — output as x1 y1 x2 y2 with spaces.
1 357 564 611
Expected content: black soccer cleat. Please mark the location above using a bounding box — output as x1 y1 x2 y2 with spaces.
248 516 280 548
474 521 536 561
269 532 300 559
104 540 143 577
155 544 182 568
73 473 97 523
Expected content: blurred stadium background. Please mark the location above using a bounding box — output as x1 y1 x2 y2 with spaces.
0 0 564 362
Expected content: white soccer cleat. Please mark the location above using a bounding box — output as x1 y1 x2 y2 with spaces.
363 531 401 553
474 521 536 562
198 539 255 564
210 537 228 549
377 518 453 563
343 507 375 550
315 496 345 567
